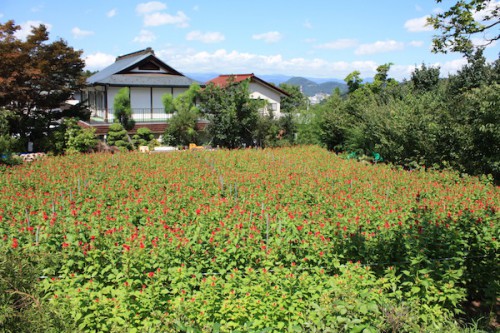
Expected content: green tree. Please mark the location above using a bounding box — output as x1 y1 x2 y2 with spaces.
106 123 133 150
199 78 260 148
319 89 351 152
253 111 279 148
0 108 20 164
411 63 441 92
64 118 97 154
132 127 155 147
113 87 135 131
344 70 363 93
163 84 202 146
457 83 500 179
428 0 499 55
277 83 307 143
0 20 85 152
295 105 323 146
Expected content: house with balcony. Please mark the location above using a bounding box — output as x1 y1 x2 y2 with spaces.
79 48 199 135
206 74 289 118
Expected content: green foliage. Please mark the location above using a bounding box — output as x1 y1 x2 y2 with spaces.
277 84 307 144
107 123 133 150
317 55 500 182
163 84 202 146
253 112 279 148
113 87 135 131
132 127 156 148
199 78 260 148
0 250 71 332
428 0 499 56
0 20 85 152
344 70 363 93
459 83 500 180
294 105 322 146
162 94 175 114
0 108 19 164
64 119 97 154
411 63 441 92
0 147 497 331
318 89 351 152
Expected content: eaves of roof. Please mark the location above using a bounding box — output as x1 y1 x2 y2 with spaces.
90 74 197 87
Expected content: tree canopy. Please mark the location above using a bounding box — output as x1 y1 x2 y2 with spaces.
199 78 261 149
163 84 202 146
0 20 86 152
428 0 499 55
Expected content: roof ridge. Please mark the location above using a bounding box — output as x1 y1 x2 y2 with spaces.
116 47 154 61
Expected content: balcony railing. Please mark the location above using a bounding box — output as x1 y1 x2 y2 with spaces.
91 108 173 123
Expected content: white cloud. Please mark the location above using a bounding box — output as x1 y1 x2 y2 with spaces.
355 40 405 55
158 48 380 79
440 58 468 76
252 31 282 43
72 27 94 39
143 11 189 27
133 29 156 43
316 39 358 49
473 0 499 21
404 15 432 32
409 40 424 47
84 52 115 71
136 1 167 14
107 9 117 18
14 21 52 40
186 30 225 43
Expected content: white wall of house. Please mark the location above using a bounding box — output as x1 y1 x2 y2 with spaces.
130 87 150 110
248 82 282 117
104 86 190 121
152 87 169 110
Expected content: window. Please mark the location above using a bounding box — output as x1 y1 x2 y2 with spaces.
138 62 160 71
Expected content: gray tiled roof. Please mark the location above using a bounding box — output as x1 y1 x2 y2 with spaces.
87 52 195 87
93 74 196 86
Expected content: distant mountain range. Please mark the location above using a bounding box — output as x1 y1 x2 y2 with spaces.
185 72 348 97
280 77 347 96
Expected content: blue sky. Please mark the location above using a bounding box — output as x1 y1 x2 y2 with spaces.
1 0 498 80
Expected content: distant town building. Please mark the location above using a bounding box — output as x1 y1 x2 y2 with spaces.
308 92 330 105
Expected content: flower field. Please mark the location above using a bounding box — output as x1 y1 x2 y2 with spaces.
1 146 498 332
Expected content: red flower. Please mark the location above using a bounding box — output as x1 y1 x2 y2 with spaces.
148 271 154 278
196 208 201 215
11 238 18 249
62 242 69 248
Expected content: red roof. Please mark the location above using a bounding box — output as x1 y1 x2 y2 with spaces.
206 74 289 97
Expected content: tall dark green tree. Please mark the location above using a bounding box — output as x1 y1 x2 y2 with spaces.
0 20 85 152
411 63 441 92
